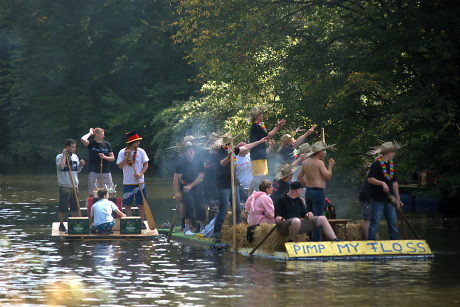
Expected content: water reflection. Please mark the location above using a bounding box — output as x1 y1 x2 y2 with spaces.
0 174 459 305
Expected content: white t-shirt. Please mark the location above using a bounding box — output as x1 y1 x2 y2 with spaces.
235 154 253 189
116 148 149 185
91 198 118 227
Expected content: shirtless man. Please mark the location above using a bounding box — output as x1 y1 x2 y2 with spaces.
297 141 335 241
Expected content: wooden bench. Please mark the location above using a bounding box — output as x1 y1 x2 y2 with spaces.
328 219 352 239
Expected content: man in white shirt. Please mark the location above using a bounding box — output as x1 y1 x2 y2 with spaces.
116 131 150 229
90 188 126 234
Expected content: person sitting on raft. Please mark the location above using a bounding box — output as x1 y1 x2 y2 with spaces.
90 188 126 234
274 181 338 242
246 180 275 226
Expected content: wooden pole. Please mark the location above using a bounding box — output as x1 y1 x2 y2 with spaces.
385 192 420 239
131 162 156 230
167 196 181 242
249 224 279 256
65 154 82 217
99 157 103 189
230 137 237 252
321 128 325 144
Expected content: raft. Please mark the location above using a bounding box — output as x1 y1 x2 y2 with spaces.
160 226 434 261
51 221 159 240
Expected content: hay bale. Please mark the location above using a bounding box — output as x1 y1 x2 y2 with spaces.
223 210 248 225
220 223 309 252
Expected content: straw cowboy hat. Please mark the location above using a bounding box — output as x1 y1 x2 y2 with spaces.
275 163 299 180
248 105 269 121
307 141 336 157
368 141 405 156
210 132 234 148
297 143 312 155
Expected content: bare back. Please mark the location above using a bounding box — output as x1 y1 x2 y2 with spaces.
301 158 328 188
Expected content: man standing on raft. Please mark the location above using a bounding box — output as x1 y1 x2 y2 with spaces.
56 139 85 232
81 127 115 196
248 106 286 194
367 141 403 240
116 131 150 229
298 141 335 241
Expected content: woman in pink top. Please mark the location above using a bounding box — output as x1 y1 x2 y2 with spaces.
246 180 275 225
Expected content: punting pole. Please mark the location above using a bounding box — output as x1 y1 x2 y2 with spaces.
131 156 156 230
230 136 237 252
65 154 82 217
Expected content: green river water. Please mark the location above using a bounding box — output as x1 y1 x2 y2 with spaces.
0 173 459 306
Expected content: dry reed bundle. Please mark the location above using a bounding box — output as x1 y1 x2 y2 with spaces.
220 221 312 252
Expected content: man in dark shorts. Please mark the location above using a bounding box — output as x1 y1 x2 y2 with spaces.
56 139 85 232
81 127 115 196
275 181 338 242
173 141 205 235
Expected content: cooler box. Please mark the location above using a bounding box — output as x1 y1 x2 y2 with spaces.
87 197 122 217
68 217 89 234
120 217 142 234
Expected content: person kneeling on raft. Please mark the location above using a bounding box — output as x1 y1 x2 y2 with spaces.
274 181 339 242
90 188 126 234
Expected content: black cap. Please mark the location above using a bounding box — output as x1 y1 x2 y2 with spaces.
289 181 304 190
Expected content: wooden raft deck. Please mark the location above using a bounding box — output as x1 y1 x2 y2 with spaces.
51 221 159 240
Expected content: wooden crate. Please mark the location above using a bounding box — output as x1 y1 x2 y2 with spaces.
68 217 89 234
120 217 142 234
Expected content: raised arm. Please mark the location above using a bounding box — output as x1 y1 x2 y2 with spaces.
292 125 316 148
80 128 94 146
267 119 286 139
238 137 268 156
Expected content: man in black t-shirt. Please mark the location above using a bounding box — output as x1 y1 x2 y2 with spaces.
367 141 403 240
173 142 205 235
274 181 338 242
211 133 268 241
248 106 286 194
81 128 115 196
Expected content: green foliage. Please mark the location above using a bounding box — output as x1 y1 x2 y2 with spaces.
0 0 196 162
158 0 460 197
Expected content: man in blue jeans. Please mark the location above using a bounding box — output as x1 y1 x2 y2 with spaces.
211 133 268 242
298 141 335 241
367 142 403 240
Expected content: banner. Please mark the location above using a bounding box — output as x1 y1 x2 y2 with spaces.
285 240 433 258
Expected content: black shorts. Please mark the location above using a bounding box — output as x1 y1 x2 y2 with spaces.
59 186 79 213
182 186 205 221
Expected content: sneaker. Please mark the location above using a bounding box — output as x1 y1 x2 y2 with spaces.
59 223 66 232
184 229 194 236
184 226 194 236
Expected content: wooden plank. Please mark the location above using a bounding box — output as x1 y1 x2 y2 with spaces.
52 222 158 239
285 240 433 259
